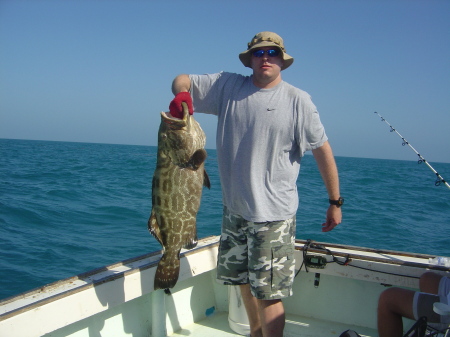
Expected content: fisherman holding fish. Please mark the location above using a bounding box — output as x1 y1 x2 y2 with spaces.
168 31 343 337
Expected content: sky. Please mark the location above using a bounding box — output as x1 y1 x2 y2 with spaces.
1 0 449 164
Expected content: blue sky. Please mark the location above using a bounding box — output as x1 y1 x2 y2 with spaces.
1 0 449 164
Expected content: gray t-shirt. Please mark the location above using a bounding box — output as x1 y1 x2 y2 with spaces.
189 72 327 222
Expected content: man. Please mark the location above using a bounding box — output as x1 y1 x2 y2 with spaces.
378 272 450 337
168 31 343 337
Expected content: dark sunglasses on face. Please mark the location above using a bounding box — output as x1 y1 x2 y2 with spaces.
252 49 281 58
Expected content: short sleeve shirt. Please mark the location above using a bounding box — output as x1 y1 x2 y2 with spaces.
189 72 327 222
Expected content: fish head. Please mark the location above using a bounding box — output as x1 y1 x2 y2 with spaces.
158 102 205 166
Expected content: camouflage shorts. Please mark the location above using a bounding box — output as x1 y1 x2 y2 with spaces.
216 207 296 300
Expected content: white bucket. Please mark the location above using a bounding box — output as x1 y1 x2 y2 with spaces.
228 285 250 335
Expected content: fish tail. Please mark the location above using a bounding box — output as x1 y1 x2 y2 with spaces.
154 252 180 290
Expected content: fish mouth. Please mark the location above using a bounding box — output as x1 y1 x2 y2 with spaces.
161 103 189 129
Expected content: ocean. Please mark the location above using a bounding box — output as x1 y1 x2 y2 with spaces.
1 138 449 301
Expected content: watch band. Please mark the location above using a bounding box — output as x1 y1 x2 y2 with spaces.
329 197 344 207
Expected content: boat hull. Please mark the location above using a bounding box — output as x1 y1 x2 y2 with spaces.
1 237 448 337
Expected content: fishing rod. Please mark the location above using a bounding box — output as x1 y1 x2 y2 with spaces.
374 111 450 190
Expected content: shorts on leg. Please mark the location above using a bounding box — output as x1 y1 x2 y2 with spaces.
216 207 249 284
216 207 296 300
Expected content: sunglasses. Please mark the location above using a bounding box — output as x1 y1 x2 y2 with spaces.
252 49 281 58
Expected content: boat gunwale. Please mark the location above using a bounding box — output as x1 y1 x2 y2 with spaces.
295 239 438 259
295 239 449 272
0 236 221 321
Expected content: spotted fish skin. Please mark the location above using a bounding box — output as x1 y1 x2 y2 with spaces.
148 103 210 290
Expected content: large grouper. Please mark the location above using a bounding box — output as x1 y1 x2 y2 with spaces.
148 102 210 291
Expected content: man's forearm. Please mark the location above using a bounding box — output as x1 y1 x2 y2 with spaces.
312 141 340 199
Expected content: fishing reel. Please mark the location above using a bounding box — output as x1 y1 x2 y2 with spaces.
304 255 327 269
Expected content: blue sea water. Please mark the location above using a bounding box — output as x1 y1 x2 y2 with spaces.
1 138 449 300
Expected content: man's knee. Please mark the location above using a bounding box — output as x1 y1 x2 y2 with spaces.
419 272 442 294
378 286 416 320
378 287 396 312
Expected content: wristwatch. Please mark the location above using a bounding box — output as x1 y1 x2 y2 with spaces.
329 197 344 208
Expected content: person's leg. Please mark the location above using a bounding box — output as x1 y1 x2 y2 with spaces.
240 284 262 337
245 216 295 337
377 287 415 337
258 298 285 337
419 271 442 294
217 209 256 334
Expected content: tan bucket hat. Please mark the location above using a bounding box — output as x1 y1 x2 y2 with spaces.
239 31 294 70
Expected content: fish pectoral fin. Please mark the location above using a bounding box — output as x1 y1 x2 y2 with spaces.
187 149 207 170
148 211 163 246
203 169 211 189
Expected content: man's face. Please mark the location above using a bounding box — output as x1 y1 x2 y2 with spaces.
250 46 284 87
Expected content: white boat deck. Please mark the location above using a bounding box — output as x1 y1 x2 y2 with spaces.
170 311 377 337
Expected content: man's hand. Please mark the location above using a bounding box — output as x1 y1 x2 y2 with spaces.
321 205 342 232
169 92 193 118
